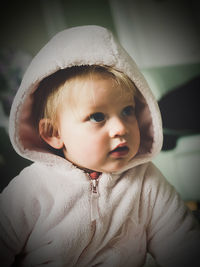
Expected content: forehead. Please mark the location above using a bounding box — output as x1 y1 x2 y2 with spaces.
67 74 135 108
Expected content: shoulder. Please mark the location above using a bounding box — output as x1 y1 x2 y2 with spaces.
121 162 174 203
0 162 61 205
2 161 71 188
0 162 70 226
127 161 168 187
1 162 87 204
2 163 50 193
128 162 178 210
138 161 174 192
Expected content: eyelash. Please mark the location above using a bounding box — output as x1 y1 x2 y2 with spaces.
121 106 135 117
89 106 135 124
89 112 105 123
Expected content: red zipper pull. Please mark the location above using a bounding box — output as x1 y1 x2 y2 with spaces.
89 172 101 194
88 172 101 221
89 172 100 180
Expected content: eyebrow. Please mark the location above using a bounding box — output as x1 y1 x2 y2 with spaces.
86 99 135 111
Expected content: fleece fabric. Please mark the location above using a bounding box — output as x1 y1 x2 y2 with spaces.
0 25 200 267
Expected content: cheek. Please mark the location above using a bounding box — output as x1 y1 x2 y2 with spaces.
130 122 140 144
81 132 107 155
65 129 107 156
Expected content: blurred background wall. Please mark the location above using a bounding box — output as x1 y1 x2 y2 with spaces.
0 0 200 202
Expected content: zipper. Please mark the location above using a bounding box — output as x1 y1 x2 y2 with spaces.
75 172 101 266
89 172 101 222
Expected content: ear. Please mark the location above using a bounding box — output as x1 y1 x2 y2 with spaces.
39 119 64 149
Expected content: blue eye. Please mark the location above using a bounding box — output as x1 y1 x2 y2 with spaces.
122 106 135 117
89 112 105 123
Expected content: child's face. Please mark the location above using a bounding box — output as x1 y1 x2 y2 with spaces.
56 75 140 173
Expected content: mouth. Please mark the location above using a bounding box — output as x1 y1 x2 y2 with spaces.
109 143 129 158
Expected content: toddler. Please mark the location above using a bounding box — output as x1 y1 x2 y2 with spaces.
0 25 199 267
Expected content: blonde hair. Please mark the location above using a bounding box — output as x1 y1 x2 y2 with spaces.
33 65 137 137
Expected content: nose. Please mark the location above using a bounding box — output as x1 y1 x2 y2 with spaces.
108 117 128 138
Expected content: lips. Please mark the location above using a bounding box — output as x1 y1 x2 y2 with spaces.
110 143 129 157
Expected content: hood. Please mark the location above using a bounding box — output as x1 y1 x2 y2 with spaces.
9 25 163 173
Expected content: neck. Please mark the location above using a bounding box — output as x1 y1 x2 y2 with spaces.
72 163 102 176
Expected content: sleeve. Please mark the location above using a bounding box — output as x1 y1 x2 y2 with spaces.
0 171 41 267
145 163 200 267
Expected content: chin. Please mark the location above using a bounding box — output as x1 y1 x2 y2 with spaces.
102 162 128 173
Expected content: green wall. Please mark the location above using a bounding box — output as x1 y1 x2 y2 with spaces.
142 63 200 99
62 0 116 36
0 0 116 56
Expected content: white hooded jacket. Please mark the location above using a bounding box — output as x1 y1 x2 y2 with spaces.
0 25 199 267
